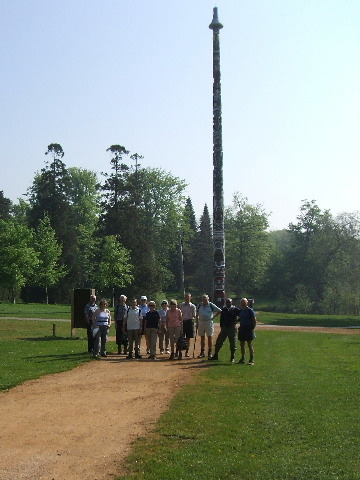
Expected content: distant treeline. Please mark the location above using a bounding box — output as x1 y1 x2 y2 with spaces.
1 143 360 314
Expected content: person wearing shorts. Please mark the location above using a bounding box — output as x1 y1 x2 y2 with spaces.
125 299 143 359
196 294 221 359
179 293 196 357
237 297 256 365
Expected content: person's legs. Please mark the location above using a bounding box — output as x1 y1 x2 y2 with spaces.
158 324 165 353
145 328 151 354
197 321 206 358
127 330 134 358
138 329 142 354
206 321 214 358
237 340 246 363
174 325 182 359
93 328 101 356
207 335 213 357
183 320 194 356
100 325 108 356
150 328 157 357
197 336 205 357
87 325 94 353
168 326 176 359
228 326 237 361
122 333 128 355
213 328 227 358
164 327 170 353
134 330 142 358
248 340 254 363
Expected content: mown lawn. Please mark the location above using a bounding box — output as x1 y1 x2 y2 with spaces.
0 318 93 390
0 303 71 319
256 311 360 328
117 331 360 480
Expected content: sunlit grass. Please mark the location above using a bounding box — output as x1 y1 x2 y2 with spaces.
0 318 94 390
0 303 71 319
117 331 360 480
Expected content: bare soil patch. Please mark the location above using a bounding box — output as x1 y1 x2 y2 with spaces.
0 324 357 480
0 352 207 480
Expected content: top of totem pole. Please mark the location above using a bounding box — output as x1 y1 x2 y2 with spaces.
209 7 223 31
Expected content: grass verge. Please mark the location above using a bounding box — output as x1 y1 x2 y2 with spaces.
117 331 359 480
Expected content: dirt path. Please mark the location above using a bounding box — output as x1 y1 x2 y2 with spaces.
0 324 358 480
0 353 207 480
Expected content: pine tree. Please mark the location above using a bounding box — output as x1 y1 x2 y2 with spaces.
193 204 213 297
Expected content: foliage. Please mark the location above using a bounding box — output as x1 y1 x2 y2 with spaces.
94 235 133 292
32 215 66 303
180 197 198 291
100 146 187 297
190 204 213 296
225 193 272 297
27 143 72 236
66 167 101 289
0 220 38 302
0 190 12 220
275 200 360 313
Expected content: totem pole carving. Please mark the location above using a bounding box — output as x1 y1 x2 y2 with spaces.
209 7 225 305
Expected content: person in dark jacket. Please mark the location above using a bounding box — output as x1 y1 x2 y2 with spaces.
114 295 128 355
210 298 240 362
238 298 257 365
144 301 160 360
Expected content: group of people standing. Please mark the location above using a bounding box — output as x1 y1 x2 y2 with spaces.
84 293 256 364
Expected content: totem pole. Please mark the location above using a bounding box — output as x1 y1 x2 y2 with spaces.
209 7 225 306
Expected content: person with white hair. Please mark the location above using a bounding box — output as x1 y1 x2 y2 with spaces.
114 295 128 355
237 298 256 365
139 295 149 354
84 294 97 353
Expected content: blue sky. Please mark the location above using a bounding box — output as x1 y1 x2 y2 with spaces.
1 0 360 230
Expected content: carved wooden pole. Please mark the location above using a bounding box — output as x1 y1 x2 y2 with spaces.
209 7 225 306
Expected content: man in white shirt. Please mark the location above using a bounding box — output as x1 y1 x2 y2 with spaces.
125 299 143 359
196 294 221 359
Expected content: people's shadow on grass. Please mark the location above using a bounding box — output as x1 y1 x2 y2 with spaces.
20 336 80 341
25 352 91 362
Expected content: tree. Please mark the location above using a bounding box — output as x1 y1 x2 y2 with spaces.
100 147 187 296
94 236 133 302
100 145 130 236
32 216 66 304
66 167 101 288
0 220 38 302
225 194 272 298
0 191 12 220
192 204 213 296
27 143 72 238
284 201 360 312
179 197 198 290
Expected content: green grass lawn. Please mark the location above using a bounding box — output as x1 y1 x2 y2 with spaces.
117 331 360 480
256 311 360 328
0 303 71 319
1 310 359 479
0 318 97 390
